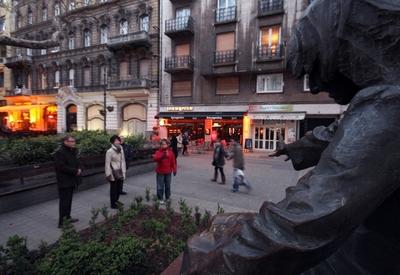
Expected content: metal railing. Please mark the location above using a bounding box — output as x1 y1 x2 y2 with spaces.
214 50 236 64
257 44 284 59
108 77 151 89
165 16 194 33
108 31 149 46
5 55 33 64
75 85 105 92
258 0 283 15
165 55 194 71
215 6 237 23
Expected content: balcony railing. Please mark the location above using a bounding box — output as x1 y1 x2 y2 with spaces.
32 88 58 95
165 56 194 73
165 16 194 37
257 44 284 60
215 6 237 23
75 85 105 92
108 77 151 90
107 31 151 50
5 88 32 96
5 55 33 67
214 50 236 64
258 0 284 15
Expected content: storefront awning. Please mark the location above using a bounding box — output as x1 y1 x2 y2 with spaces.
155 112 244 119
0 104 49 112
248 112 306 120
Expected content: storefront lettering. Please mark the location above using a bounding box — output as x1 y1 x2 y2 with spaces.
166 106 194 112
206 116 223 120
248 105 293 112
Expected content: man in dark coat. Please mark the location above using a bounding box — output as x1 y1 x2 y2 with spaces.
119 136 133 195
54 135 82 228
211 139 228 185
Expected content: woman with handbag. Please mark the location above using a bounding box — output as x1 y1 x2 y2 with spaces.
105 135 126 209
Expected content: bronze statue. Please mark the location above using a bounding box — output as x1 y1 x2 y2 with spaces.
180 0 400 274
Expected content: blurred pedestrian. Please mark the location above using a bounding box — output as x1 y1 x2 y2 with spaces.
105 135 126 209
182 131 189 155
177 131 183 155
153 139 177 204
170 134 178 160
54 135 82 228
211 138 228 185
228 138 251 192
119 136 133 195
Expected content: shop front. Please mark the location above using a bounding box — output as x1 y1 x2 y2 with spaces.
0 95 57 135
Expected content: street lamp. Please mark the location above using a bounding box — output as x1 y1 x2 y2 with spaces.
100 68 113 131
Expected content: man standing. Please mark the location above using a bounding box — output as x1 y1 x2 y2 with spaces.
54 136 81 228
211 138 227 185
119 136 133 195
182 131 189 155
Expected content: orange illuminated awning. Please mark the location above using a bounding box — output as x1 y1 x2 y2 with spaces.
0 104 49 112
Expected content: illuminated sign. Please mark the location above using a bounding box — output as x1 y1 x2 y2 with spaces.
248 105 293 112
166 106 194 112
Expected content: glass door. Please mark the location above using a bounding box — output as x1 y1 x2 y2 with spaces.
254 126 285 151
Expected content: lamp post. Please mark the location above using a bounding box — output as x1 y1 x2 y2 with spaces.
103 69 107 132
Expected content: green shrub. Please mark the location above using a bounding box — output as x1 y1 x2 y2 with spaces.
125 134 146 151
0 235 34 275
142 218 167 237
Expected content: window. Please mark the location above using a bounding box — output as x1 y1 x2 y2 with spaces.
303 74 310 91
256 74 283 93
0 16 5 32
139 15 149 32
119 19 128 35
0 45 6 57
42 7 48 21
54 3 60 16
83 67 91 86
0 72 4 87
68 36 75 49
259 25 281 57
41 72 48 89
26 48 32 56
84 30 91 47
28 9 33 24
41 49 47 55
51 46 60 53
69 1 75 11
139 59 150 78
54 70 60 88
172 80 191 97
100 26 108 44
119 61 129 79
175 43 190 56
216 77 239 95
216 32 235 51
176 7 191 17
69 69 75 87
100 65 108 84
218 0 236 8
84 0 91 6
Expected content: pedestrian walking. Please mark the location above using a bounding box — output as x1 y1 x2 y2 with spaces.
170 134 179 160
211 138 228 185
182 131 189 155
177 131 183 155
153 139 177 204
54 135 82 228
105 135 126 209
119 136 133 195
228 139 251 192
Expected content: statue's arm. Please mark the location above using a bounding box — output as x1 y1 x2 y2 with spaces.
181 87 400 275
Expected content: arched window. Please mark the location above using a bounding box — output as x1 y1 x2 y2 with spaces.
68 35 75 49
42 6 48 21
119 61 129 80
87 105 104 131
54 3 60 16
69 68 75 87
100 64 108 84
122 104 146 136
119 19 128 35
27 9 33 24
84 29 91 47
54 70 60 88
40 71 48 89
83 66 91 86
100 26 108 44
139 15 149 32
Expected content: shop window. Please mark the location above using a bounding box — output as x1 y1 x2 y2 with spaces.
100 26 108 44
303 74 310 92
119 19 128 35
83 67 91 86
140 15 149 32
256 74 283 93
119 61 129 80
172 80 192 97
84 29 91 47
216 76 239 95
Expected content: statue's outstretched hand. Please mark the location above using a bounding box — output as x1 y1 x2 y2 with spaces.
269 137 290 161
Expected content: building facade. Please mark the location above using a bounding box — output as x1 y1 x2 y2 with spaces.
0 1 12 106
1 0 159 136
159 0 345 151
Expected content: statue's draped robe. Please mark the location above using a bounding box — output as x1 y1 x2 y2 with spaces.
181 86 400 274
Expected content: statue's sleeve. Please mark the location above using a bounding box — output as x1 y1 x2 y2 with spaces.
181 87 400 275
285 121 338 171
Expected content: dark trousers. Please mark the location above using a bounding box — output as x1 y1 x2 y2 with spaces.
213 166 226 183
58 187 74 226
110 179 123 207
156 173 172 201
182 144 188 155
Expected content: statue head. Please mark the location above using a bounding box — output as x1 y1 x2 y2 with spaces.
287 0 400 104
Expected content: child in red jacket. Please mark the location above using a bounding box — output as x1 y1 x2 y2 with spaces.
153 139 177 204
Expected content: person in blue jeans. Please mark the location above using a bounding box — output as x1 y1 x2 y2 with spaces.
228 139 251 192
153 139 177 204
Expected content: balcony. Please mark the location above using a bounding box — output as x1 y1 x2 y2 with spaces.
165 56 194 73
108 77 152 90
214 50 236 65
32 88 58 95
257 44 284 61
5 88 32 96
75 85 105 92
165 16 194 38
215 6 237 24
107 31 151 50
258 0 284 16
4 55 33 68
